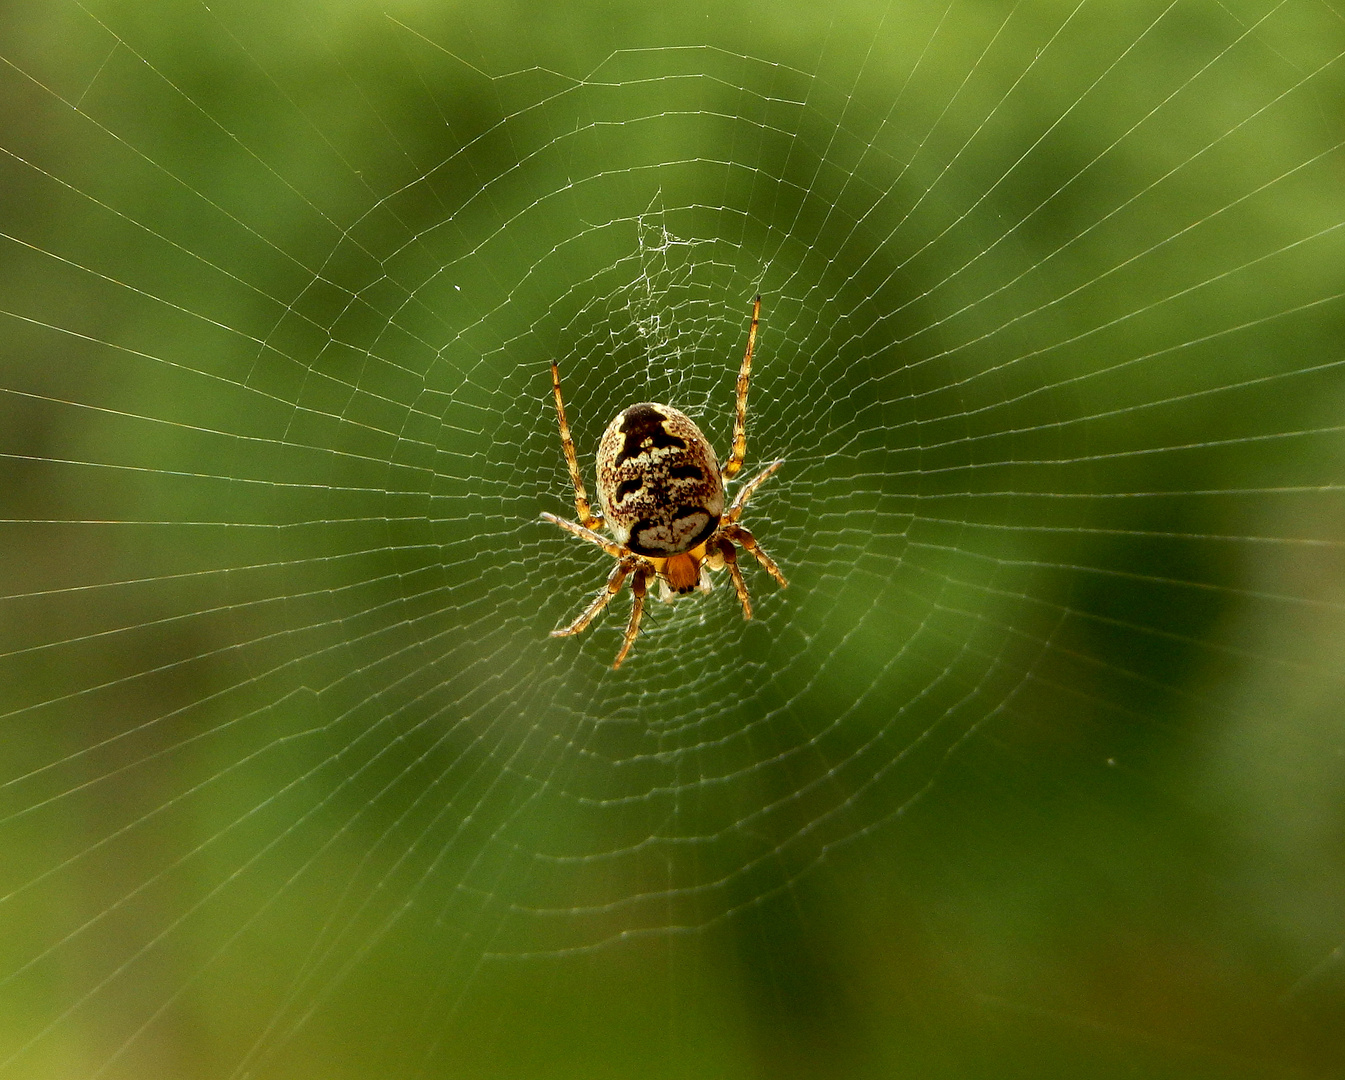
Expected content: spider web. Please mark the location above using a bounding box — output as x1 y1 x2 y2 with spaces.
2 0 1344 1076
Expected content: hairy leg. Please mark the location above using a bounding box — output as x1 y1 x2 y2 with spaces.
613 565 650 669
722 523 787 589
552 558 632 637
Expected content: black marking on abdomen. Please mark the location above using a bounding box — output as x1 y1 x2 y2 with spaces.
615 478 643 502
627 507 720 557
675 506 717 548
669 463 703 481
616 404 685 465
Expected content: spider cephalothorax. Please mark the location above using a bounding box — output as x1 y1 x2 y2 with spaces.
542 296 787 668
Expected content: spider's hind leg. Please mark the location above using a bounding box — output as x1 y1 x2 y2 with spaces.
550 361 604 530
723 295 761 480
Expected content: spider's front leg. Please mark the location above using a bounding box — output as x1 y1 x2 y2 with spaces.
714 536 754 620
548 562 632 637
552 557 636 638
722 523 787 590
613 564 651 669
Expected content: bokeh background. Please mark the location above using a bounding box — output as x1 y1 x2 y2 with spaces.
2 0 1344 1076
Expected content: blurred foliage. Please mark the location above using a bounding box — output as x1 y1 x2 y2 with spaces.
1 0 1344 1077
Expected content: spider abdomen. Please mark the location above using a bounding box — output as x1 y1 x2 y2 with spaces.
595 402 725 558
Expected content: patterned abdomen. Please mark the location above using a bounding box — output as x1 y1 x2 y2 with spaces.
595 403 725 557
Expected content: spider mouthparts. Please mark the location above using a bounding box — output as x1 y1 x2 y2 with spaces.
661 552 700 593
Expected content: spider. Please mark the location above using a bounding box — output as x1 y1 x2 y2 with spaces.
542 295 788 668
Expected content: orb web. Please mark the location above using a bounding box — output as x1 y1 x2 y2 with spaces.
1 1 1343 1076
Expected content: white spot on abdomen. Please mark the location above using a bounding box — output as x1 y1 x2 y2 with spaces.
634 511 710 554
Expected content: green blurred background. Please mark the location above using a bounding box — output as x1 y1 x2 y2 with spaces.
2 0 1344 1076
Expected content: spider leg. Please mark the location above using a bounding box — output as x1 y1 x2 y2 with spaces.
552 557 633 638
722 523 787 589
726 458 784 524
540 512 627 560
717 537 753 620
723 295 760 479
550 360 604 530
613 564 650 669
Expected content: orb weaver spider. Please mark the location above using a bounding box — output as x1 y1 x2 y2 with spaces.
542 296 787 668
